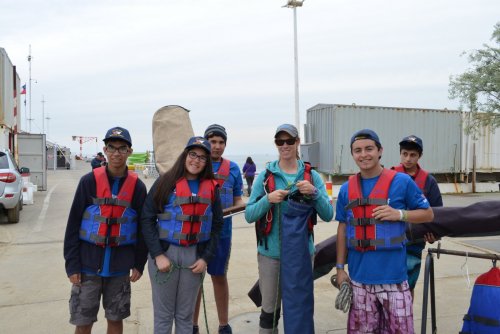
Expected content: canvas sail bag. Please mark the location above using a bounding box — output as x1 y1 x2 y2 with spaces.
152 105 194 175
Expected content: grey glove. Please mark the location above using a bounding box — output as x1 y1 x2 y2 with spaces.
334 281 353 313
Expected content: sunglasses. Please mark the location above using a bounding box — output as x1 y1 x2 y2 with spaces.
187 151 208 163
275 138 297 146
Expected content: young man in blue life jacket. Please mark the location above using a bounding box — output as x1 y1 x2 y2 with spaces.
335 129 434 333
64 127 148 334
192 124 244 334
392 135 443 300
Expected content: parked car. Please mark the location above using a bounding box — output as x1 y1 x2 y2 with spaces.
0 149 24 223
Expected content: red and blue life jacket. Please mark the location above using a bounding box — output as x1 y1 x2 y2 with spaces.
79 167 138 247
346 168 406 251
392 163 429 193
461 266 500 334
157 178 216 246
255 162 317 250
214 158 233 209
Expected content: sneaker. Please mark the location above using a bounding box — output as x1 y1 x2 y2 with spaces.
193 325 199 334
218 324 232 334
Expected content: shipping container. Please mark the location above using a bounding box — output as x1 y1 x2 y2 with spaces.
303 104 463 176
461 112 500 175
18 133 47 191
0 48 21 152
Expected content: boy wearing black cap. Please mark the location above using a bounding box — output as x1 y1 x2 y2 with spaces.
64 126 148 334
392 135 443 300
192 124 244 334
335 129 433 333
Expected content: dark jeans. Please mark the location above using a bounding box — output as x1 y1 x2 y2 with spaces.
245 176 254 196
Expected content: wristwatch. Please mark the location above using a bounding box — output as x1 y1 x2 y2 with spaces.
336 263 345 270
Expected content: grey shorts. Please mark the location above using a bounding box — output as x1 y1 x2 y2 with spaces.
69 273 131 326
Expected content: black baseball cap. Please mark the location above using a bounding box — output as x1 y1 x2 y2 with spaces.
399 135 423 151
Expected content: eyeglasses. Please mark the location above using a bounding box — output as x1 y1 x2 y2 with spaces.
275 138 297 146
106 145 129 154
188 151 208 163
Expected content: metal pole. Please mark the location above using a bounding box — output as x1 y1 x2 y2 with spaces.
28 45 32 133
41 95 45 134
293 7 300 135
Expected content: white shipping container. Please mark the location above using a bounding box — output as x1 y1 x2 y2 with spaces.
305 104 463 176
461 112 500 174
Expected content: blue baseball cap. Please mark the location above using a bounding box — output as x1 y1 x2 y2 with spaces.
103 127 132 146
275 124 299 138
399 135 423 151
185 136 211 154
350 129 381 147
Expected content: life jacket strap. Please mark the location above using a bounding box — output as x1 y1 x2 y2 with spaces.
345 198 388 209
80 233 135 246
349 235 406 248
157 212 210 222
471 314 500 327
214 174 228 181
173 232 210 242
174 196 212 206
92 197 131 208
83 211 135 224
348 217 382 226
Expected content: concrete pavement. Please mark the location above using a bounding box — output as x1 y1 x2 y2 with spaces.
0 160 499 333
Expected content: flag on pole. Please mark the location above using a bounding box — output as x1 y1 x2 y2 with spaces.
21 84 26 94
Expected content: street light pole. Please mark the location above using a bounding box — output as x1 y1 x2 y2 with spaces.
284 0 304 136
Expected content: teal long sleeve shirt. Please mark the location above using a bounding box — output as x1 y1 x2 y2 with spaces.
244 160 334 259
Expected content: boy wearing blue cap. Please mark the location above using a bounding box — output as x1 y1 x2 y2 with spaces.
335 129 434 333
64 126 148 334
392 135 443 300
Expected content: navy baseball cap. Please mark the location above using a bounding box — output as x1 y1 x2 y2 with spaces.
185 136 211 154
103 127 132 146
350 129 381 147
399 135 423 151
275 124 299 138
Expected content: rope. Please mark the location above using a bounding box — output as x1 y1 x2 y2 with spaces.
154 261 191 284
335 281 353 313
200 272 210 334
272 202 282 334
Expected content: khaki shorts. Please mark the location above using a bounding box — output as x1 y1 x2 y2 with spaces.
69 273 131 326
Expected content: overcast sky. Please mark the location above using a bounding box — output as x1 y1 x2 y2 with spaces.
1 0 499 156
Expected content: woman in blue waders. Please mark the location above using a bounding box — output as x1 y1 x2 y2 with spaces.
140 136 224 334
245 124 334 334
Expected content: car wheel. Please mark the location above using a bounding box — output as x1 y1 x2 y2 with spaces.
19 196 23 211
7 204 20 224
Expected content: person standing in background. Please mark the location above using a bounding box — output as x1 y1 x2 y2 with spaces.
243 156 256 196
392 135 443 300
192 124 244 334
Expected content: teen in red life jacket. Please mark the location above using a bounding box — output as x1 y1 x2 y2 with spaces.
64 126 148 334
335 129 433 334
192 124 244 334
392 135 443 301
140 136 224 334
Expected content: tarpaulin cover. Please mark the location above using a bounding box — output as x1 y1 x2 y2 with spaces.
280 199 315 334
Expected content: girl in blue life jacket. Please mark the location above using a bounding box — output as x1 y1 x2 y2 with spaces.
244 124 334 334
140 136 224 334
